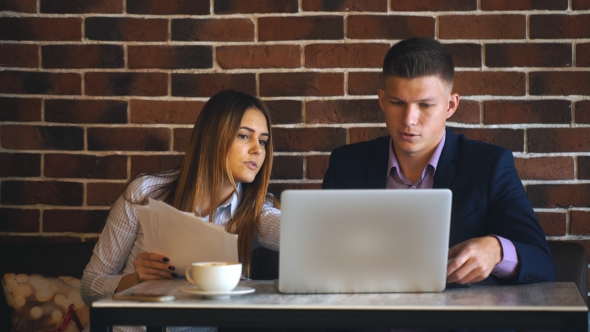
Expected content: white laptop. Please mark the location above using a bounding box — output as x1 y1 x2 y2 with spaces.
278 189 452 294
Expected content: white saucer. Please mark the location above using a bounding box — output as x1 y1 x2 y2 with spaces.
178 285 255 299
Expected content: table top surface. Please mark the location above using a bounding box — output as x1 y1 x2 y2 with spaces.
92 280 588 312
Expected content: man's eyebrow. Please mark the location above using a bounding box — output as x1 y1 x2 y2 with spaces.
240 126 269 136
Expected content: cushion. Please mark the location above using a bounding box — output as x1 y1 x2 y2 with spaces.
2 273 88 332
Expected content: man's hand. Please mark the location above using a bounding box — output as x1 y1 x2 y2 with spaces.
134 252 176 283
446 236 502 284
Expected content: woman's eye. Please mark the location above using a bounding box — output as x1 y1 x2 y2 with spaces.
259 140 267 146
238 134 248 140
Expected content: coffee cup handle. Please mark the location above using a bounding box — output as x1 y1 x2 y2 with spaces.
186 267 195 284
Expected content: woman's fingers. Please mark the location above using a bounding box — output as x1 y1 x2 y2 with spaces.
136 267 175 280
134 252 176 282
137 252 170 263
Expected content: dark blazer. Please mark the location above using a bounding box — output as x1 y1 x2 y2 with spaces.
322 128 556 284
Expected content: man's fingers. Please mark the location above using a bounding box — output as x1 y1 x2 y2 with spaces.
447 257 474 283
446 247 470 277
447 244 462 259
454 261 486 284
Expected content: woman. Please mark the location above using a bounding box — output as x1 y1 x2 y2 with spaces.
81 90 280 331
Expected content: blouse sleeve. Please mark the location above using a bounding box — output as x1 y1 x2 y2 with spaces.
80 177 155 304
253 202 280 251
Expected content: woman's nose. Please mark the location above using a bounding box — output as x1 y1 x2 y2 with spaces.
250 141 262 155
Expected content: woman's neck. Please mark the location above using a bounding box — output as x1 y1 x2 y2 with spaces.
196 181 237 217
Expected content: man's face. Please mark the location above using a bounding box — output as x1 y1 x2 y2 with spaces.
378 75 459 160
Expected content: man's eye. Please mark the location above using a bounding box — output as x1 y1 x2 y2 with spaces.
390 101 403 106
421 104 434 108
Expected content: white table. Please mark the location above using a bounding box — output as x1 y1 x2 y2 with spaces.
91 279 588 331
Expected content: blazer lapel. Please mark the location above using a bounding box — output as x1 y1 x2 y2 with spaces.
366 136 390 189
433 128 460 189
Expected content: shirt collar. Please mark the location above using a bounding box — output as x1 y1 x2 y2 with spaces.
387 132 446 178
218 182 242 217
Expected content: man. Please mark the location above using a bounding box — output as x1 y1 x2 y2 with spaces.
322 37 555 285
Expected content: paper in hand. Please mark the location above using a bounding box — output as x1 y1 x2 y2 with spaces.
136 199 239 277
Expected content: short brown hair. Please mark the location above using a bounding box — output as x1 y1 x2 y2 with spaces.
382 37 454 87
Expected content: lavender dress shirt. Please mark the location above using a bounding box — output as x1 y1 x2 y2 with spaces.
386 133 519 279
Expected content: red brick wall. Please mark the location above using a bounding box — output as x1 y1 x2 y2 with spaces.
1 0 589 276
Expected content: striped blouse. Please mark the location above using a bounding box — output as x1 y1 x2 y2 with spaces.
80 174 280 332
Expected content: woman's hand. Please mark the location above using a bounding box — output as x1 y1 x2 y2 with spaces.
134 252 177 283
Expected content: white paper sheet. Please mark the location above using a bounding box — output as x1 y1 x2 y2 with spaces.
135 205 155 251
134 199 239 277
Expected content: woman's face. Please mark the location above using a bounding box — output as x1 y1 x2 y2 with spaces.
227 108 269 184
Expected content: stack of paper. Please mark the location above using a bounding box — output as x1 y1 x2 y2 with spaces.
135 198 239 277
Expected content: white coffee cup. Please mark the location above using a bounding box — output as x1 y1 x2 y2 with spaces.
185 262 242 292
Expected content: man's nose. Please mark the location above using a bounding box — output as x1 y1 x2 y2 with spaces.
402 105 419 127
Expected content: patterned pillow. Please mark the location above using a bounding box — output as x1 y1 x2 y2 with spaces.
2 273 88 332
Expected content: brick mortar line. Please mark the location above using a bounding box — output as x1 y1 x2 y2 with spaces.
521 180 590 185
4 11 590 19
82 182 87 207
36 43 41 69
513 152 590 157
566 210 572 236
2 94 590 102
2 206 107 210
4 67 590 73
522 128 529 154
167 18 172 44
344 72 349 97
255 72 260 97
0 94 219 101
0 232 98 237
2 122 590 130
1 151 588 158
343 12 349 45
38 206 43 232
525 14 530 40
478 99 484 124
81 14 86 40
4 40 590 46
571 42 583 68
0 177 129 182
123 43 128 70
3 177 590 185
253 16 259 42
0 151 185 156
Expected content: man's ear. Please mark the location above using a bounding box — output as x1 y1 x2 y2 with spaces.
377 88 386 111
446 93 460 119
